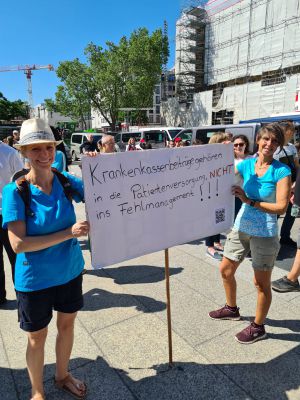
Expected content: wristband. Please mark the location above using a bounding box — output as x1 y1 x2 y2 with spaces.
249 200 256 207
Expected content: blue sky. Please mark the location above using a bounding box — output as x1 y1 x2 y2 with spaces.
0 0 182 105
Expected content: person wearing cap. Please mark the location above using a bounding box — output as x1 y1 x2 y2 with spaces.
0 140 24 306
137 138 146 150
174 137 182 147
2 118 89 400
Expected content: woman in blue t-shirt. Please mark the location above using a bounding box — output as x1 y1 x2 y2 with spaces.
209 123 291 344
2 118 90 400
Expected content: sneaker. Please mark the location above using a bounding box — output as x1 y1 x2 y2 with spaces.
235 322 267 344
209 304 241 320
279 237 297 248
272 276 300 292
206 248 223 261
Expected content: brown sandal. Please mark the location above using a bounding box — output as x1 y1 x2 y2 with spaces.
54 373 87 399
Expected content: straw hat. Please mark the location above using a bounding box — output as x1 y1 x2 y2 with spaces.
14 118 62 149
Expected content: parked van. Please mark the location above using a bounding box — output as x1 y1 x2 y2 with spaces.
139 127 183 149
70 132 102 161
175 123 261 154
115 127 183 151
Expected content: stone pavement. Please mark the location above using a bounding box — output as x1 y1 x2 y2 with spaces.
1 165 300 400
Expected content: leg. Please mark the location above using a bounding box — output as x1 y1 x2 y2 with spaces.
26 328 48 399
287 249 300 282
55 311 86 397
0 236 5 302
280 202 296 243
55 311 77 380
220 257 240 307
1 224 16 284
253 270 273 325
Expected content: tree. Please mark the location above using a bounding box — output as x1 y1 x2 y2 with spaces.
45 59 92 129
0 92 28 121
50 27 169 131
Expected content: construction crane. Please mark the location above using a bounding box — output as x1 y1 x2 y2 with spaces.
0 64 54 116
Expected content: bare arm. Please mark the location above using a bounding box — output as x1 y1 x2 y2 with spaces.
8 220 89 254
233 175 291 215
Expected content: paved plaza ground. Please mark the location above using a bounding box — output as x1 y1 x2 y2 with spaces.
1 165 300 400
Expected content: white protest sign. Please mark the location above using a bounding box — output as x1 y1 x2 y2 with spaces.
82 144 234 268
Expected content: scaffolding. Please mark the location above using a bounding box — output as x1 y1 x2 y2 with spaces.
175 5 208 103
169 0 300 126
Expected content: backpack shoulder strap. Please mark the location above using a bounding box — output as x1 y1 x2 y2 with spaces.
51 168 78 202
15 177 35 217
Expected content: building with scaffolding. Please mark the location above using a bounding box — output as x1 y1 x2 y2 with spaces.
163 0 300 126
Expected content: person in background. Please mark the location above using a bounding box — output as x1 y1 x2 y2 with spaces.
97 139 102 153
0 140 24 306
205 132 231 260
3 118 90 399
209 123 291 344
138 139 147 150
7 136 14 147
174 137 182 147
126 137 138 151
52 150 67 172
233 134 250 217
101 135 116 154
50 127 69 172
13 130 20 144
272 166 300 292
168 140 175 148
80 134 97 154
273 120 299 248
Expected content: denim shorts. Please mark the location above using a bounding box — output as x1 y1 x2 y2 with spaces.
16 274 83 332
223 230 280 271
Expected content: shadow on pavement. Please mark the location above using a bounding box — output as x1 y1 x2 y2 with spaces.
86 265 183 285
83 288 166 313
4 348 300 400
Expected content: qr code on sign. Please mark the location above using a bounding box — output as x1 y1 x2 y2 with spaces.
215 208 225 224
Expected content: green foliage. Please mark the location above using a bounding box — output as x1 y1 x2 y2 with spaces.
0 92 28 121
49 27 169 130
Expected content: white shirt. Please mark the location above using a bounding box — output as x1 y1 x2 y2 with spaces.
0 142 23 214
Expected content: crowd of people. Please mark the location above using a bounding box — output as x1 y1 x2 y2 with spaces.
0 118 300 399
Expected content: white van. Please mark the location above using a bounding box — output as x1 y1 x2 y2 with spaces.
115 127 183 150
175 123 261 154
139 127 183 149
70 132 103 161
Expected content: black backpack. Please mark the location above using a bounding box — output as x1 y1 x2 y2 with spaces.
12 168 82 218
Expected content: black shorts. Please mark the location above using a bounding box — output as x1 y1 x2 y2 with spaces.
16 274 83 332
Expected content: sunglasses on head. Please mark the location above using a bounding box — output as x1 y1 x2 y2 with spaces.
234 143 245 147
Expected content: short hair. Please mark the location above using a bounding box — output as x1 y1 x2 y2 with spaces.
256 123 285 149
232 134 250 154
102 135 114 145
208 132 228 144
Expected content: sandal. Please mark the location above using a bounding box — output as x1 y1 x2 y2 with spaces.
54 373 87 399
213 243 224 252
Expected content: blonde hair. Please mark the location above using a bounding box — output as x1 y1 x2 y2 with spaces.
208 132 228 144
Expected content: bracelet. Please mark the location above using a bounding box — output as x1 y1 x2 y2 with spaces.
249 200 256 207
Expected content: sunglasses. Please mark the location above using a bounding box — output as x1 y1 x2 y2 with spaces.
234 143 245 148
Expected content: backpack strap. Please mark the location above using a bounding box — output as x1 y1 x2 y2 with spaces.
51 168 73 201
15 177 35 218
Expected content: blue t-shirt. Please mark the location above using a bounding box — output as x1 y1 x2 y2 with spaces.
233 158 291 237
2 172 85 292
52 150 66 172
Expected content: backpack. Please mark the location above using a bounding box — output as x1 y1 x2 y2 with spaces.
12 168 82 218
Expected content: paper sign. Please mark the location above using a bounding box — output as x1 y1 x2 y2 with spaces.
82 144 234 268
